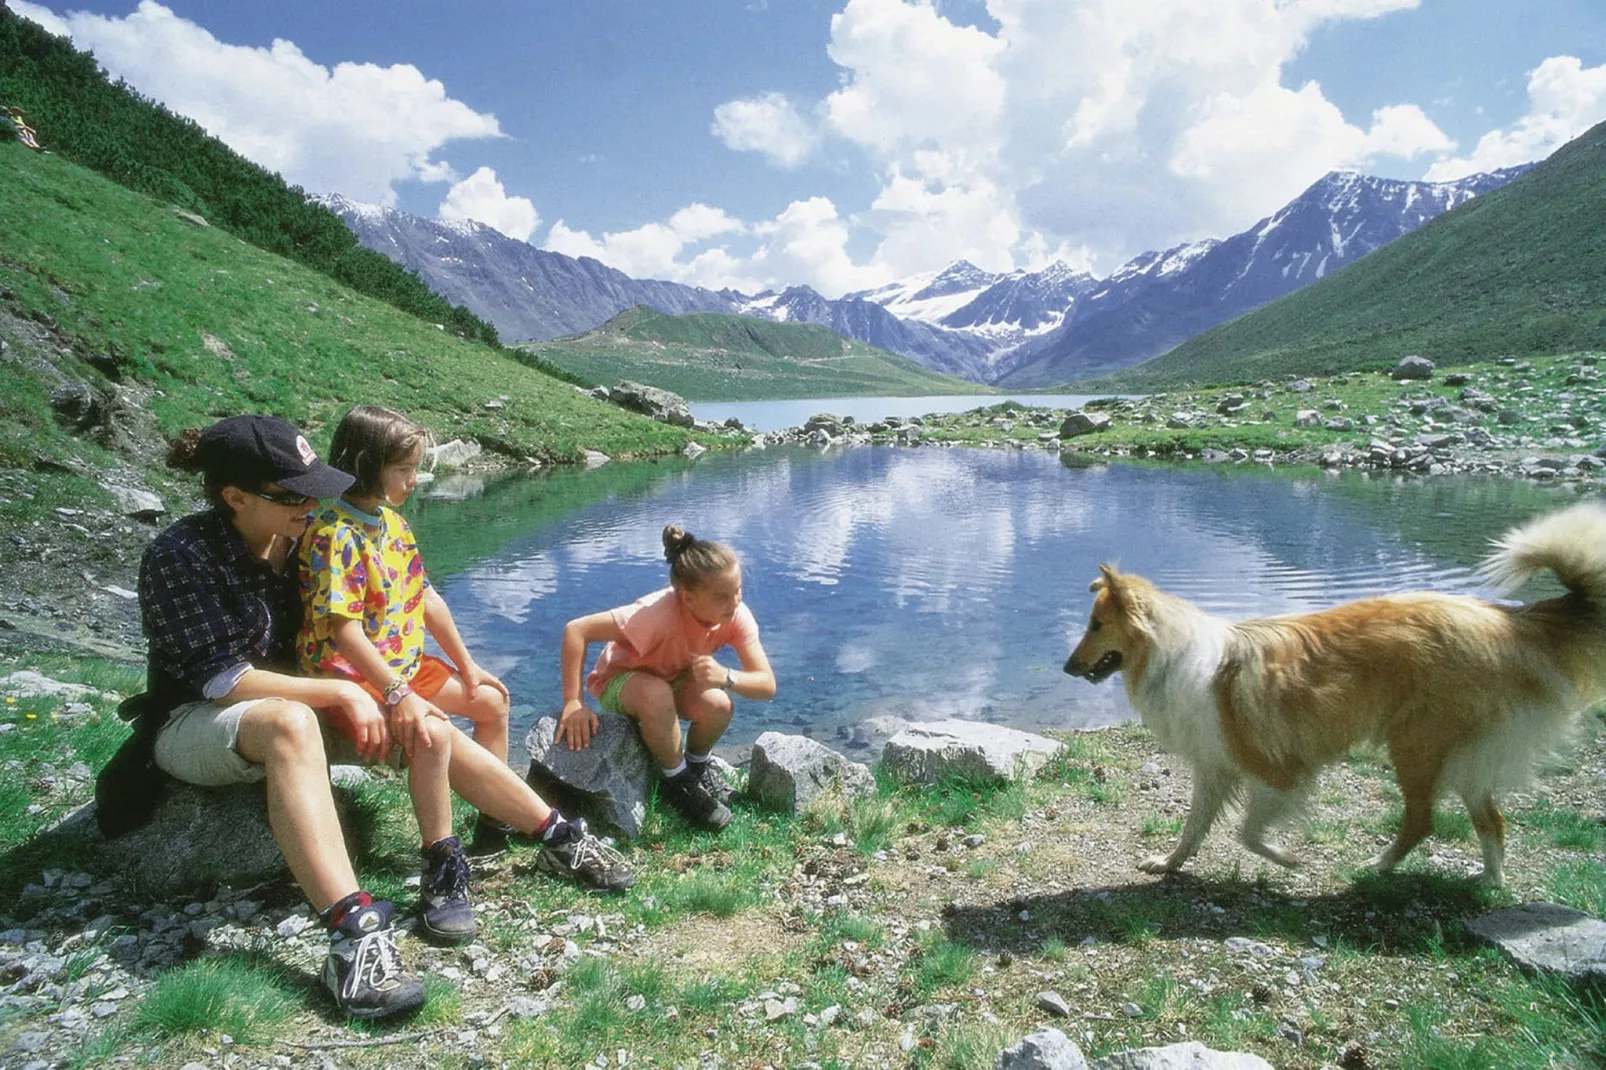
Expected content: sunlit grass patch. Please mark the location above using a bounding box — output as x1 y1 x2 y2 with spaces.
1515 799 1606 851
906 931 976 996
132 955 297 1042
1141 814 1184 839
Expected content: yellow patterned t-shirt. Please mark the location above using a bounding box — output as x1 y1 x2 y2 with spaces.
296 499 431 684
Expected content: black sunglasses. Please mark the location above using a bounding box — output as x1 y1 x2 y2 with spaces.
254 488 318 507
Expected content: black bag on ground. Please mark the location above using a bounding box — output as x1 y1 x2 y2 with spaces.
94 693 171 838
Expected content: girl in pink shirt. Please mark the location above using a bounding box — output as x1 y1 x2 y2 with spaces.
558 526 776 830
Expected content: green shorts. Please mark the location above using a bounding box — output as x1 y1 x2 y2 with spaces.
598 670 689 715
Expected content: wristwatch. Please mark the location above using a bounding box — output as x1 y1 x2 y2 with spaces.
721 667 735 692
383 680 413 708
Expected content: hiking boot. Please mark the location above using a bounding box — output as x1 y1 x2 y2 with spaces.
467 813 514 859
420 836 476 944
660 766 733 831
532 817 636 892
321 900 427 1020
691 759 738 807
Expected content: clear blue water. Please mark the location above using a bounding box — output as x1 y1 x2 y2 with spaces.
687 394 1104 432
408 445 1575 754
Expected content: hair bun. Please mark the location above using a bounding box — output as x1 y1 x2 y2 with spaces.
166 427 206 470
662 524 696 562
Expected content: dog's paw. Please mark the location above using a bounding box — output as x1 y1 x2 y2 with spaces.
1475 867 1505 888
1245 841 1301 869
1138 854 1178 874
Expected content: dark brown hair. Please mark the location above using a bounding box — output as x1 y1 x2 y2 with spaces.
328 405 433 498
662 525 738 590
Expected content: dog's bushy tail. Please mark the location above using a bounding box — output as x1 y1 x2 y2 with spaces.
1482 502 1606 606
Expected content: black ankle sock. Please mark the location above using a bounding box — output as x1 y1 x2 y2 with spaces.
322 890 372 931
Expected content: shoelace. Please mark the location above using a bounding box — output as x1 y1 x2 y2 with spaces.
344 926 405 999
426 849 471 904
565 833 628 878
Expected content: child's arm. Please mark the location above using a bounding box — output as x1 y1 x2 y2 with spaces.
422 588 508 701
332 618 448 761
689 637 777 701
558 611 626 750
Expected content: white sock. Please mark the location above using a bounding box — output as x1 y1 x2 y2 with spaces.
686 751 711 766
662 759 687 778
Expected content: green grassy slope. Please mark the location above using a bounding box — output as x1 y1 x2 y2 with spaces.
1078 119 1606 391
0 7 498 345
519 306 990 401
0 144 690 475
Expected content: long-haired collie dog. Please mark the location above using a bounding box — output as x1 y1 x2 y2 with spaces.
1064 502 1606 886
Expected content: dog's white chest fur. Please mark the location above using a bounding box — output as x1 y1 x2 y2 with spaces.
1128 610 1234 770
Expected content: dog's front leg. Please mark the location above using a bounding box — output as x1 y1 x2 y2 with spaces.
1140 765 1238 874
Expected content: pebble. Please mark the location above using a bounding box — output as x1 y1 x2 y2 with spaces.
1036 990 1071 1017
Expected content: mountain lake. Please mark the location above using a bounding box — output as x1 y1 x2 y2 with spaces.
407 443 1577 757
688 394 1105 431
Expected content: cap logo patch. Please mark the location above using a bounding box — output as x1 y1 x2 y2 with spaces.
295 435 317 467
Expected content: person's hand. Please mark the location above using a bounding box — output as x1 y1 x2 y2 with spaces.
332 682 390 764
387 691 447 759
689 654 732 692
461 661 510 703
557 698 600 750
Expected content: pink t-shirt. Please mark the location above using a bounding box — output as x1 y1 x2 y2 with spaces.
585 587 760 697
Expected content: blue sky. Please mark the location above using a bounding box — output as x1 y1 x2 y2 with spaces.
11 0 1605 295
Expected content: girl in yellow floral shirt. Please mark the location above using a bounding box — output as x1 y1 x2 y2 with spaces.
298 406 634 919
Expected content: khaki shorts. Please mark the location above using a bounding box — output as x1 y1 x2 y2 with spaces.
154 699 404 787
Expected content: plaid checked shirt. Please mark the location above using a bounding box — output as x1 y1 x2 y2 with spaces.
138 510 303 718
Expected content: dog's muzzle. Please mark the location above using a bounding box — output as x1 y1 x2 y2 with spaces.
1064 650 1122 683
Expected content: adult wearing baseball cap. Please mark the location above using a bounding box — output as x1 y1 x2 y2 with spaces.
101 414 426 1020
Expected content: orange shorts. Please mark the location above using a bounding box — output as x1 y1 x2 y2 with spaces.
326 656 456 747
353 654 454 704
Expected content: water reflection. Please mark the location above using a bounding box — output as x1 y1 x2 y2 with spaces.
407 446 1581 748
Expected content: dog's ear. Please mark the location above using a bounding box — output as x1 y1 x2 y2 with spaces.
1093 564 1121 604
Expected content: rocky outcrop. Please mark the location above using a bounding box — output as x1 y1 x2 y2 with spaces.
610 381 694 428
882 720 1063 785
747 733 874 813
993 1030 1274 1070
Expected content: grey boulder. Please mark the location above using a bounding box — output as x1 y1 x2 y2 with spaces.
1391 355 1436 380
611 380 694 428
1059 412 1111 438
748 732 874 813
882 720 1063 785
526 712 656 838
996 1027 1088 1070
1465 902 1606 983
54 781 356 896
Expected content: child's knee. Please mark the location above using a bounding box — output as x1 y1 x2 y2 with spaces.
684 687 733 721
476 686 510 723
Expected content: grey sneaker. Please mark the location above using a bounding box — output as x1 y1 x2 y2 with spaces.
322 900 426 1020
532 818 636 892
690 759 738 806
420 836 476 944
660 766 733 831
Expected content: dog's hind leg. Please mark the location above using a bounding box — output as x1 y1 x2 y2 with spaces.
1141 765 1239 874
1238 780 1306 869
1462 792 1507 887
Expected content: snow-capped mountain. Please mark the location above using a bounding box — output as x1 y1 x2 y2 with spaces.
994 166 1530 387
849 260 1098 358
322 164 1524 388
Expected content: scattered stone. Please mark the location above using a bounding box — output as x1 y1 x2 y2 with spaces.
748 732 875 813
1465 902 1606 982
1391 355 1435 380
1035 990 1072 1017
430 439 483 469
103 484 165 521
1089 1042 1274 1069
682 441 707 459
1294 410 1322 428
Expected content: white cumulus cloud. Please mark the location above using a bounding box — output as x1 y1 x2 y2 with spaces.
438 167 540 241
10 0 503 205
545 204 756 290
1424 56 1606 181
711 92 822 168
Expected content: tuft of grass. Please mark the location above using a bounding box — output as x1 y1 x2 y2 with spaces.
1543 857 1606 916
1039 936 1067 962
1141 814 1184 839
661 867 755 918
909 932 976 995
931 1022 1015 1069
1516 799 1606 851
132 955 297 1042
